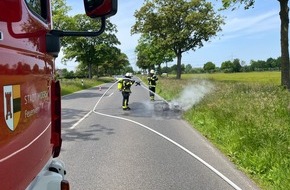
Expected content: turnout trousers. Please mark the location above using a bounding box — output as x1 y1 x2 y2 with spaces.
149 86 156 100
122 91 130 109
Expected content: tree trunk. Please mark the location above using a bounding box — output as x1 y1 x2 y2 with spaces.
157 64 161 75
279 0 290 90
88 62 92 79
176 50 182 79
96 64 99 78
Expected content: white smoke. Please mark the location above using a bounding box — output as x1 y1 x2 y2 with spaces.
170 80 214 111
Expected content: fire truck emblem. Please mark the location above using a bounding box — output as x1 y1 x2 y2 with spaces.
3 85 21 131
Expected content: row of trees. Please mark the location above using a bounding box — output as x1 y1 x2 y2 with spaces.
56 66 134 79
203 57 281 73
150 56 281 75
52 0 130 78
57 55 281 78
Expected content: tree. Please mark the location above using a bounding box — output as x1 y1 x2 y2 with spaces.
52 0 124 78
276 56 282 69
221 60 234 72
101 48 130 76
266 57 276 70
51 0 72 31
132 0 224 79
135 36 156 70
135 34 175 73
185 64 193 73
114 52 130 74
203 61 216 73
136 51 151 70
62 15 120 78
232 58 242 72
60 68 75 79
221 0 290 89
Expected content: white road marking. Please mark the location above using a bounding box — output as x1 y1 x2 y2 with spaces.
92 110 242 190
71 81 243 190
69 111 92 129
69 82 118 129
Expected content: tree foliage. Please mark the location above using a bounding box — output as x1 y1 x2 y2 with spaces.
185 64 193 74
203 61 216 73
51 0 72 30
51 0 128 78
132 0 224 79
135 34 175 72
60 14 122 78
51 0 74 47
221 60 233 72
221 0 255 10
232 58 242 72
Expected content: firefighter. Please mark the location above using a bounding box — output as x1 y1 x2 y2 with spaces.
147 69 158 101
118 73 135 110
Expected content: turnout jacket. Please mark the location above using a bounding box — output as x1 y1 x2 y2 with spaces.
147 75 158 87
118 78 135 93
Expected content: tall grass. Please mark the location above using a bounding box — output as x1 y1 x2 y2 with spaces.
157 72 290 190
60 77 112 96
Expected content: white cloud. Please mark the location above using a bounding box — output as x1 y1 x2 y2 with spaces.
221 10 279 41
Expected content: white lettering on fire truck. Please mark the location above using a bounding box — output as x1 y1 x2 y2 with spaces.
24 91 48 105
23 91 49 118
25 107 40 118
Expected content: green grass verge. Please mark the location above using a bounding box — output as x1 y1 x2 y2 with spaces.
60 77 112 96
157 72 290 190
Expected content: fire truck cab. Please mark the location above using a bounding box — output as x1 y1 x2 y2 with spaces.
0 0 117 189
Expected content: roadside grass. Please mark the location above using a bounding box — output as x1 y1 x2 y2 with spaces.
60 77 112 96
157 72 290 190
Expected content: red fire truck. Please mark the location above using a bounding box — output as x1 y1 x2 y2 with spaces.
0 0 117 189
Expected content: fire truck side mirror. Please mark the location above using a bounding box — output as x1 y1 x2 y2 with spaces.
50 0 118 38
84 0 117 18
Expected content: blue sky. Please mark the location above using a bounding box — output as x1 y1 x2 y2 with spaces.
56 0 281 71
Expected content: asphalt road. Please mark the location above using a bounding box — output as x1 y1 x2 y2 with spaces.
58 78 260 190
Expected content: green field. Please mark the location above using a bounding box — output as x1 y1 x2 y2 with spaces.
156 71 290 190
182 71 281 84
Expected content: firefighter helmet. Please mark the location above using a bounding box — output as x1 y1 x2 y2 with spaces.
125 72 132 78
